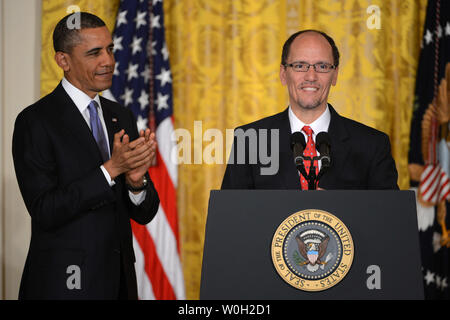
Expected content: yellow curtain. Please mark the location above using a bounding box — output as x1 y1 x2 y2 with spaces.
41 0 427 300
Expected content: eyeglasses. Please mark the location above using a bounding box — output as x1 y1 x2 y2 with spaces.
283 62 336 73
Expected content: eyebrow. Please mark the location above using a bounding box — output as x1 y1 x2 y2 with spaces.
290 60 331 64
85 42 114 55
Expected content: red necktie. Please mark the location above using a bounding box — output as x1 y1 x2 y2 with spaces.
300 126 318 190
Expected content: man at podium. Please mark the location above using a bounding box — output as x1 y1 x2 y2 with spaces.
221 30 398 191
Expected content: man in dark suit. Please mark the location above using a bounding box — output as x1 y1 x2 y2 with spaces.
12 12 159 299
222 30 398 190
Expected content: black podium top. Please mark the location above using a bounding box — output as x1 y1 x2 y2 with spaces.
200 190 423 300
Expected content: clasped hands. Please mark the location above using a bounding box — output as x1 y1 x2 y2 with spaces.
104 128 156 190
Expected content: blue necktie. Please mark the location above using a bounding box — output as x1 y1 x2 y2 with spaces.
88 100 110 162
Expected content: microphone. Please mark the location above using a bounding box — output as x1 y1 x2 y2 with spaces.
290 132 307 167
290 132 311 188
315 132 331 180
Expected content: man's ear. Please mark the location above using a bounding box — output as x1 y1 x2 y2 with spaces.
331 66 338 86
280 64 287 86
54 52 70 72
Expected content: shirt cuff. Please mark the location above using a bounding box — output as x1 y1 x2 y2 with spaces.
100 165 116 187
128 190 147 206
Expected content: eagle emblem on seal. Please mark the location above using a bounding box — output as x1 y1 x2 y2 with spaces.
295 229 333 272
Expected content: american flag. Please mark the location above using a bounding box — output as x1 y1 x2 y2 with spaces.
408 0 450 299
103 0 185 300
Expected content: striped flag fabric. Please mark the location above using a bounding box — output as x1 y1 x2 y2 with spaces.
104 0 185 300
419 164 450 205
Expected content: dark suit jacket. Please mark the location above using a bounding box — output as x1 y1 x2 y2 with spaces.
12 83 160 300
221 105 398 190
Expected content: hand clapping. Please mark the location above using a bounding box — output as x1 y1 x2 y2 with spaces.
103 129 157 185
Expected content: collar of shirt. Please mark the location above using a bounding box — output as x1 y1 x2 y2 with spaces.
61 77 110 153
61 77 102 117
288 104 331 142
61 78 115 186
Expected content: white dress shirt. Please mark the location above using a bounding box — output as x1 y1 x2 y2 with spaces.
288 104 331 171
288 104 331 140
61 77 146 205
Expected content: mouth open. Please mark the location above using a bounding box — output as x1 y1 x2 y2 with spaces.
301 86 319 92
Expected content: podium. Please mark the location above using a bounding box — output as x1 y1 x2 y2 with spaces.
200 190 424 300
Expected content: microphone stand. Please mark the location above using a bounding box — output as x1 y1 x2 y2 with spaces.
295 155 330 190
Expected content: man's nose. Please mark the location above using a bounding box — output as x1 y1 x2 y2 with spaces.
100 49 115 67
304 66 318 81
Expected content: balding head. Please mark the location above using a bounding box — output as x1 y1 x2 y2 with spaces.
281 30 340 67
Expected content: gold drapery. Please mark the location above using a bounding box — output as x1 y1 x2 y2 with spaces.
40 0 427 300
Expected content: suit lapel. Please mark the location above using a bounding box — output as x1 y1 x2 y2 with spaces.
99 97 121 153
277 108 301 189
318 104 350 189
51 83 104 164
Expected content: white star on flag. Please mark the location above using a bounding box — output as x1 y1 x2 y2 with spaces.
424 269 435 285
117 10 128 27
436 275 442 289
151 41 157 55
156 92 169 111
120 87 133 106
113 35 123 52
126 63 139 81
151 14 160 29
140 64 150 83
135 10 147 29
441 277 448 291
113 62 120 76
131 36 143 55
138 90 149 110
437 24 442 38
424 29 433 44
136 115 148 132
156 68 172 87
162 43 169 60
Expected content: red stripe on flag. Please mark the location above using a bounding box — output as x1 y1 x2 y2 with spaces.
148 150 180 252
420 166 439 195
438 174 450 201
440 188 450 202
424 165 437 182
131 220 176 300
419 166 435 191
427 171 442 201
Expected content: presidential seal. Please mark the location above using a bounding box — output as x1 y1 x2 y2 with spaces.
271 209 354 291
